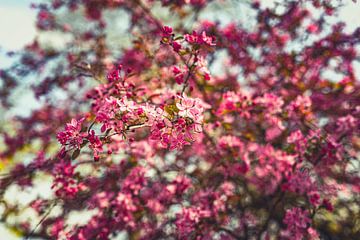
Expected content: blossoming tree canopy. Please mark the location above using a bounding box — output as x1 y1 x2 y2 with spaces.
0 0 360 239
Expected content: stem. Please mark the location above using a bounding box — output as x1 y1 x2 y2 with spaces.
24 200 58 240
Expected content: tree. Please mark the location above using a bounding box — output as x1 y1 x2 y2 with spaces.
0 0 359 239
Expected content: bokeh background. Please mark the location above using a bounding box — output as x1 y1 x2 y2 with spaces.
1 0 360 239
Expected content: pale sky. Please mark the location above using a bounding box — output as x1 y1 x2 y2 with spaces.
0 3 36 50
0 0 360 63
1 0 360 52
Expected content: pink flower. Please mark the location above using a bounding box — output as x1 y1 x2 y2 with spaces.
185 31 216 46
173 66 182 75
50 220 64 238
336 115 357 133
184 31 199 44
113 193 137 228
162 25 173 37
322 199 334 211
287 95 312 120
106 67 121 82
52 161 86 198
176 95 205 122
117 96 137 112
122 166 147 195
200 31 216 46
307 24 319 33
307 227 320 240
57 117 86 149
309 192 321 206
282 207 311 240
88 130 103 161
176 207 211 237
173 66 185 84
167 175 192 195
287 130 304 144
172 41 182 52
284 170 317 195
146 199 164 213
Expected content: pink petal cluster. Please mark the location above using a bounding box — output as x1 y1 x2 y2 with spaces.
57 118 86 149
282 207 313 240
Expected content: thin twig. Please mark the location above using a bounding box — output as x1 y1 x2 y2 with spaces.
24 200 58 240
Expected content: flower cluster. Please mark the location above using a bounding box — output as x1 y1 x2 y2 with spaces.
150 94 209 150
184 30 216 46
52 160 86 198
57 118 86 149
282 207 313 240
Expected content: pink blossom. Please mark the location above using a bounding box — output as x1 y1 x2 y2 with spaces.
162 25 173 37
176 207 211 238
307 24 319 33
282 207 311 240
185 31 216 46
88 130 103 161
122 166 147 195
57 118 86 148
172 41 182 52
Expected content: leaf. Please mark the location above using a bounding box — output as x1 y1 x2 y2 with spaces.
178 49 188 56
80 140 88 148
80 125 88 132
105 128 112 136
72 149 80 160
8 226 23 237
174 36 184 41
164 104 179 119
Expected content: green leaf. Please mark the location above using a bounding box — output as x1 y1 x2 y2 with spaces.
164 104 179 119
174 36 184 41
178 49 188 56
